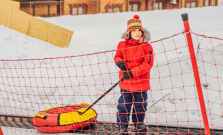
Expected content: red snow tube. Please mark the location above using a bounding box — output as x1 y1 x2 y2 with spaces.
32 103 97 133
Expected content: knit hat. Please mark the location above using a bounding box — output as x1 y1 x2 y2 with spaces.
127 15 143 34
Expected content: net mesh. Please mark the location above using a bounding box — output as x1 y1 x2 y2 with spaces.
0 32 223 134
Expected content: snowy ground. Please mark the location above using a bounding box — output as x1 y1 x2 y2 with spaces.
0 6 223 135
1 127 79 135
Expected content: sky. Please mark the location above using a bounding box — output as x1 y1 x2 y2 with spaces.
0 6 223 135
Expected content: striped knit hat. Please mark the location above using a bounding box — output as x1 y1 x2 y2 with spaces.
127 15 143 33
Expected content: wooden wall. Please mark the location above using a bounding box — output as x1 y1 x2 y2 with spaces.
146 0 217 10
20 4 30 14
20 0 218 17
63 0 97 15
100 0 126 13
20 2 59 17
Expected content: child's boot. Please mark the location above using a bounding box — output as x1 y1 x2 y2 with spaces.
135 123 148 132
120 125 128 135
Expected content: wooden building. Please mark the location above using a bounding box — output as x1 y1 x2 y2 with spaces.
17 0 219 17
18 0 60 17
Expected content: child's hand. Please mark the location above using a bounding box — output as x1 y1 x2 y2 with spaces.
116 61 127 70
123 71 133 79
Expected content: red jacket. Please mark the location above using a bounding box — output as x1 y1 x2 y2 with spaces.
114 38 154 92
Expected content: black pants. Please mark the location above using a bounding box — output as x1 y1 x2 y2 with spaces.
117 89 148 126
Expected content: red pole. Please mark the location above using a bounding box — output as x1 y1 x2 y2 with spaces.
181 13 210 135
0 127 3 135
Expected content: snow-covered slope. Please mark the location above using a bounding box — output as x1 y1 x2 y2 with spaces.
0 6 222 60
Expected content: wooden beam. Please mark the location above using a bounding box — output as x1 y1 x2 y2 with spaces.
126 0 129 11
48 5 50 16
153 0 156 10
148 0 150 10
99 0 101 13
146 0 148 10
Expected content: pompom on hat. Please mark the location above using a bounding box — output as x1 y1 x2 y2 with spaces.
127 15 143 34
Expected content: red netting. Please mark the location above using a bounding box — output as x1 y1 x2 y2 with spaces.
191 32 223 131
0 32 223 135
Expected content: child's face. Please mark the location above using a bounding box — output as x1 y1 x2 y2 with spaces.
131 29 142 40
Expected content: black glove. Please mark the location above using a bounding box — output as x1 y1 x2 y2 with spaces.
123 71 133 79
116 61 127 70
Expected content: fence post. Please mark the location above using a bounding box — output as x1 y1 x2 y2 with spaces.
181 13 210 135
0 126 3 135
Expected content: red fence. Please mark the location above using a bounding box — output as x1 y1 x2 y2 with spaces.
0 18 223 135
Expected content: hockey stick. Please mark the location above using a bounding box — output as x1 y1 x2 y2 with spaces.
80 78 124 115
149 93 170 108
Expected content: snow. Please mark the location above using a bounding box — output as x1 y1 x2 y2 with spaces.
1 127 81 135
0 6 223 135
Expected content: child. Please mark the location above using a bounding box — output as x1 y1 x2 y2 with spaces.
114 15 154 134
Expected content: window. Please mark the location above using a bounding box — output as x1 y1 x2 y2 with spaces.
108 8 112 13
159 2 163 9
186 2 197 8
69 3 87 16
78 7 84 15
155 3 159 9
132 4 138 11
191 2 196 7
73 8 77 15
107 7 120 13
73 7 84 15
186 3 190 8
155 2 163 9
129 5 132 11
114 7 120 13
129 4 139 11
105 3 123 13
205 0 209 6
